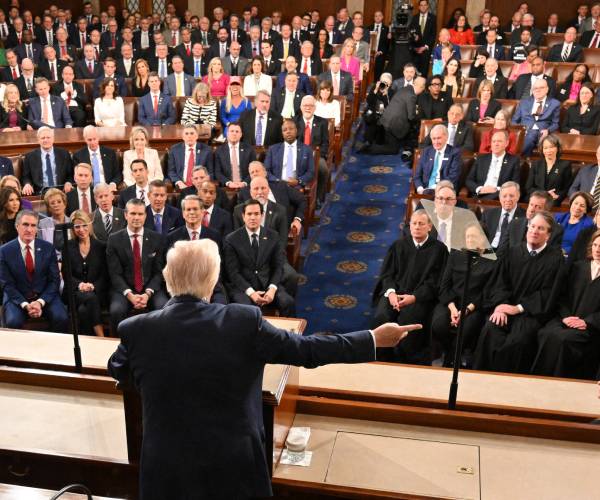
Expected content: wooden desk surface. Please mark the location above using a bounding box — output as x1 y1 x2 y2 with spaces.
299 363 600 418
0 483 122 499
0 382 128 462
273 413 600 500
556 133 600 163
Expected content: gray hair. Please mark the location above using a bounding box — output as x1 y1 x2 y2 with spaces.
163 240 221 300
93 182 112 195
411 208 432 224
16 209 39 225
430 124 448 137
181 194 202 210
435 180 456 195
500 181 521 194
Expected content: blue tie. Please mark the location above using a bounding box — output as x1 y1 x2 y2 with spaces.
428 151 441 189
154 213 162 233
45 153 54 187
256 114 264 146
91 152 101 185
285 144 294 180
195 60 200 78
160 60 166 78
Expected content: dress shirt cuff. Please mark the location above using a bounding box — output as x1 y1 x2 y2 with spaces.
123 289 132 297
65 125 72 128
268 284 278 291
294 216 302 222
36 298 45 307
20 302 28 309
368 329 377 359
383 288 395 298
475 186 482 195
245 287 255 296
416 186 424 194
517 304 524 314
145 288 154 296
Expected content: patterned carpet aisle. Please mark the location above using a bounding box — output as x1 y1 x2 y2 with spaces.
297 152 411 335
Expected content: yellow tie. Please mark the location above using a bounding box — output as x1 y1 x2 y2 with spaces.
284 42 289 59
176 74 183 96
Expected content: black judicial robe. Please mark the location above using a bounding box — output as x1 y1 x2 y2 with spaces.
473 243 563 374
532 260 600 378
567 225 597 268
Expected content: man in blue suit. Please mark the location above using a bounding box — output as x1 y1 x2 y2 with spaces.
28 78 73 129
276 56 312 95
569 144 600 199
144 180 184 235
0 210 68 332
162 55 195 96
168 125 213 190
138 73 176 126
481 29 505 60
414 124 462 195
512 79 560 156
92 57 128 98
265 120 314 188
108 236 420 499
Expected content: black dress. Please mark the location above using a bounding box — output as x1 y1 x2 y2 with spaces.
372 235 448 363
132 79 151 97
67 238 108 334
567 225 598 267
431 250 497 365
0 216 17 244
473 243 564 374
560 105 600 135
464 98 502 123
524 158 573 205
532 260 600 378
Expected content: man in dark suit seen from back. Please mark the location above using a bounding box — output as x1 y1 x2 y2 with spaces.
144 179 184 236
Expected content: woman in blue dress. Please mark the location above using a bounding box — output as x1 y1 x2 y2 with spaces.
555 191 595 256
219 76 252 137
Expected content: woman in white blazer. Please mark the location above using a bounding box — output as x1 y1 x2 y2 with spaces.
242 57 272 97
122 126 164 186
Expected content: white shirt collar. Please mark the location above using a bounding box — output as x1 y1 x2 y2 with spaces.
127 227 144 238
527 242 547 254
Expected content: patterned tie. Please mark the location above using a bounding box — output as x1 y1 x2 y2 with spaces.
530 250 537 257
160 60 166 78
81 192 90 213
132 234 143 292
88 61 93 74
420 15 426 33
256 114 264 146
592 175 600 211
27 45 32 60
25 245 34 280
591 33 599 48
186 147 195 185
285 144 295 180
139 188 145 203
11 66 16 79
230 145 241 182
91 152 101 185
172 32 177 46
45 153 54 186
81 33 86 48
153 94 158 114
500 212 509 239
191 230 198 240
104 213 112 233
562 44 570 61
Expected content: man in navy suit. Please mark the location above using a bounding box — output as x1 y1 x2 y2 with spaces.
239 90 284 146
265 120 314 188
144 180 184 235
138 73 176 127
481 29 505 60
276 56 312 95
28 78 73 129
0 156 15 178
14 30 42 64
66 163 97 215
546 27 583 62
0 210 68 332
100 19 122 53
414 124 462 194
466 130 521 199
92 57 128 98
569 144 600 198
75 44 103 79
317 56 355 102
198 180 233 240
168 125 213 190
511 79 560 156
106 198 168 335
108 235 419 500
73 125 122 190
214 123 256 187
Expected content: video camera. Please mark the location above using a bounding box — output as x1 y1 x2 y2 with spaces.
392 0 417 43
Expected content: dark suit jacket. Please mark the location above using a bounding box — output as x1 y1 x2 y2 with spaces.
66 188 97 215
317 70 354 101
0 156 15 177
92 207 127 243
144 205 184 235
525 158 573 203
0 107 28 130
167 142 213 183
165 224 221 249
138 92 176 126
379 85 418 141
273 38 300 61
106 228 165 294
51 81 88 111
569 164 598 196
294 56 323 77
184 57 208 77
263 58 281 76
481 206 527 243
498 216 564 258
107 296 374 499
74 59 103 79
208 205 233 240
66 238 107 298
214 141 256 185
414 144 463 191
479 44 505 61
512 96 561 133
561 104 600 135
207 41 230 60
93 73 128 98
14 43 43 64
27 95 73 129
475 74 508 99
417 92 453 120
464 99 502 123
510 27 543 46
270 88 305 116
233 200 288 248
465 153 521 196
420 121 474 152
0 66 19 83
546 43 584 63
100 31 123 51
115 58 136 78
22 147 74 193
72 146 122 186
508 73 556 100
0 238 61 306
14 74 38 101
265 141 315 186
37 59 67 80
239 109 283 146
579 29 600 48
368 23 390 54
408 12 436 48
294 114 329 156
275 71 312 95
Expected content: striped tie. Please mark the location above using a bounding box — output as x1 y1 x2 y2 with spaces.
593 175 600 211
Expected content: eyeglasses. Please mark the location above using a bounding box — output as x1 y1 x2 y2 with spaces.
73 223 90 230
430 82 442 87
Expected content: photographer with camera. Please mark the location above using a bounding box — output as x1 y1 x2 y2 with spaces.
356 76 426 155
362 73 394 145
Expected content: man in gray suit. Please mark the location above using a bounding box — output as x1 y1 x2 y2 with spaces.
92 183 127 243
221 41 249 76
358 76 427 155
352 26 371 69
163 55 195 97
569 144 600 206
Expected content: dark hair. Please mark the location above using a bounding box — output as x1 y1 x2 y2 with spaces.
539 133 562 158
149 179 167 191
125 198 145 211
99 77 117 98
453 14 470 31
243 198 263 214
576 82 596 106
250 55 265 73
130 158 148 170
0 186 20 223
530 190 553 209
567 64 590 84
520 27 532 34
569 191 594 213
445 7 464 27
586 229 600 259
530 211 555 235
524 44 539 56
318 79 334 102
228 121 242 130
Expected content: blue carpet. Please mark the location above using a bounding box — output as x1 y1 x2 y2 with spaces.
297 150 412 335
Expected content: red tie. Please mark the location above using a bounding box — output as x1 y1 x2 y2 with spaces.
186 44 190 56
81 33 85 47
25 245 34 280
88 61 93 73
202 211 209 227
304 121 311 145
191 230 198 240
11 67 17 79
61 45 66 57
111 34 116 48
186 147 195 186
66 89 72 106
94 46 99 60
592 33 600 48
172 32 177 46
153 94 158 114
302 58 308 73
132 234 143 293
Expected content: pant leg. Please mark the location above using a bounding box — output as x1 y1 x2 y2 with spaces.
472 319 508 371
110 292 131 337
75 291 103 329
431 303 453 356
372 295 398 328
230 290 254 306
365 129 401 155
282 263 299 298
3 301 27 329
43 297 69 333
149 290 168 310
491 315 541 374
274 286 296 317
393 302 431 364
316 157 329 202
70 107 87 127
522 129 540 156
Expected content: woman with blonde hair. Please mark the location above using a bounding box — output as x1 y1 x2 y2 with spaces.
67 210 108 337
132 58 151 97
202 57 230 97
340 39 361 82
243 56 272 97
0 83 29 131
122 126 163 186
39 188 70 254
181 81 217 134
219 76 251 135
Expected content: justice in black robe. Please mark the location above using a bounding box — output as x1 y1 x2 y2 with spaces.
431 250 497 366
372 235 447 362
473 243 564 374
531 260 600 378
566 225 597 268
